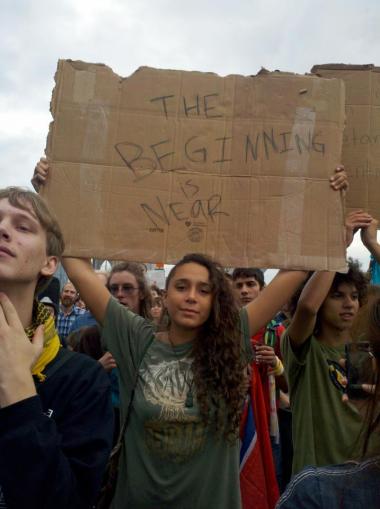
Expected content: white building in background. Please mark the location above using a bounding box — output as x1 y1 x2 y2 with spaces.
146 263 166 289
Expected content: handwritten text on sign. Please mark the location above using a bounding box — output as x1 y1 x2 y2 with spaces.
114 92 326 231
45 61 346 270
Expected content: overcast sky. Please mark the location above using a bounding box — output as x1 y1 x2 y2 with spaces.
1 0 379 269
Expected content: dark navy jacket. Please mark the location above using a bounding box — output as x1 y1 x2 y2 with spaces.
0 349 113 509
277 457 380 509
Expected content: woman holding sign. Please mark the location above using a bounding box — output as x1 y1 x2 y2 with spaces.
32 159 347 509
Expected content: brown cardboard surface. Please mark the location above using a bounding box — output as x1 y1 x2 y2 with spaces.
311 64 380 219
42 60 346 270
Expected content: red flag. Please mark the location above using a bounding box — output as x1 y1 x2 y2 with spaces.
240 364 279 509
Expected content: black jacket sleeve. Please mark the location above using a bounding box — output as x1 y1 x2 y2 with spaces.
0 355 113 509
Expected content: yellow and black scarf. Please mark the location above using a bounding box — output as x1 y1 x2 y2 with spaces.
25 301 61 382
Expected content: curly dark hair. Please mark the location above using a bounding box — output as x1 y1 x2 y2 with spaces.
315 259 369 334
330 259 369 307
166 253 247 441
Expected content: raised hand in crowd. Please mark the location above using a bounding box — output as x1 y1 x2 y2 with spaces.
345 210 373 247
361 217 380 262
32 157 49 192
329 164 349 191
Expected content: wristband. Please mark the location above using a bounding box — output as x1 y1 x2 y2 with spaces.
270 357 284 377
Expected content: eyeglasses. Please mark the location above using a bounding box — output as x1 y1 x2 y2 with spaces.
109 284 139 295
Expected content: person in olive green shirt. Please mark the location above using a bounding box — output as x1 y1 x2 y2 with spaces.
282 254 376 476
64 254 311 509
33 158 348 509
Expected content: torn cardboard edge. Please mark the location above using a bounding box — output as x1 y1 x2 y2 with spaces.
312 63 380 73
311 63 380 220
43 59 347 271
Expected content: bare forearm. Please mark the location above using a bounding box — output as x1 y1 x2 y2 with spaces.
361 219 380 262
62 257 92 282
366 240 380 264
275 374 288 393
287 271 336 347
297 271 336 314
62 257 111 324
246 270 308 336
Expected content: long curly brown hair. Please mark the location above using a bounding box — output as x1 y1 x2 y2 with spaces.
166 253 248 441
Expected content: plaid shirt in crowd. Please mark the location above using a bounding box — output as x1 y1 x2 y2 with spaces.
57 305 86 343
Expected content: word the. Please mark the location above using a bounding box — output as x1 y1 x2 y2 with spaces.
150 93 223 119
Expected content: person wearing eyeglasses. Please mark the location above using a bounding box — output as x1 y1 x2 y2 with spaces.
105 262 153 444
107 262 152 318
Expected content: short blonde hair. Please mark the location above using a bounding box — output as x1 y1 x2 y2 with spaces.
0 187 65 293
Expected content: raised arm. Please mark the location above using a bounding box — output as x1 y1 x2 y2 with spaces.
245 269 308 336
246 164 349 338
345 210 373 247
62 258 111 325
31 157 49 192
31 159 112 324
286 271 335 348
287 208 371 348
361 218 380 264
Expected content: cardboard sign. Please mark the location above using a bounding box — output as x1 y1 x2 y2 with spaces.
43 60 346 270
311 64 380 219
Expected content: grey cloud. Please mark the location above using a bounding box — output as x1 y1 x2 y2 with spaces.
0 0 378 266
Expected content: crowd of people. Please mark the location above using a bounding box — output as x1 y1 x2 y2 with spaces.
0 160 379 509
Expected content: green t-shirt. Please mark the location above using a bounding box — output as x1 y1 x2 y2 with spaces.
103 297 251 509
281 332 366 475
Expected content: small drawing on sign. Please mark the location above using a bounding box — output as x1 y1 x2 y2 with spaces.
188 227 203 243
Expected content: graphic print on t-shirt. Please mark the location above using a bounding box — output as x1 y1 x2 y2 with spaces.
142 357 193 420
140 354 207 463
327 359 347 392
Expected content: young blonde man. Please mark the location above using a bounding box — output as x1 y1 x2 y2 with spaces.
0 188 113 509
